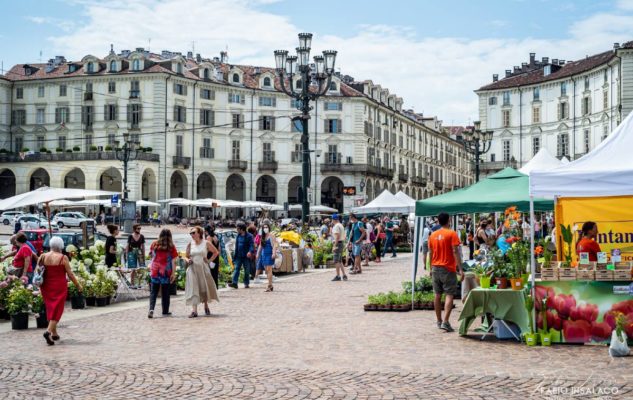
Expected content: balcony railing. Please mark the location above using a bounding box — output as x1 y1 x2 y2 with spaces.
228 159 247 171
320 162 368 174
411 176 427 186
398 172 408 183
258 153 278 172
83 92 93 101
291 151 302 163
0 151 159 163
172 156 191 169
479 160 517 172
199 147 215 159
323 152 341 165
129 90 140 99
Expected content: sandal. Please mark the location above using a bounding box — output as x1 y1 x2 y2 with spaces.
205 307 211 316
52 334 60 341
43 331 55 346
265 285 273 292
188 312 198 318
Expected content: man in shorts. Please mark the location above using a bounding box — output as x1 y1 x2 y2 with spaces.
350 213 365 274
330 214 347 281
428 212 464 332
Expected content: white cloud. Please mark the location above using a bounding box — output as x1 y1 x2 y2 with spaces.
42 0 633 125
26 16 75 32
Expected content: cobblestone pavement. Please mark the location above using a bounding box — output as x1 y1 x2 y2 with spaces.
1 254 631 399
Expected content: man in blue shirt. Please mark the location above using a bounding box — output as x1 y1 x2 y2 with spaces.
229 222 254 289
382 217 397 258
349 213 365 274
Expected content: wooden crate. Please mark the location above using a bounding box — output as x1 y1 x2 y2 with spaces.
615 262 631 269
541 267 559 281
549 261 561 268
613 269 632 280
595 270 614 281
558 268 577 281
576 270 595 281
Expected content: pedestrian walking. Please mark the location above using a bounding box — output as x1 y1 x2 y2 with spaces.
421 222 431 270
350 213 365 274
105 224 119 268
373 220 383 263
39 236 82 345
147 229 178 318
256 221 278 292
247 223 259 280
330 214 348 281
428 212 463 333
185 226 219 318
124 224 145 288
382 216 397 258
361 217 373 267
229 222 255 289
204 224 221 288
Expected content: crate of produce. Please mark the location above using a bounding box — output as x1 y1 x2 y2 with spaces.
615 262 631 269
595 270 614 281
541 267 559 281
558 268 577 281
613 269 632 280
576 269 595 281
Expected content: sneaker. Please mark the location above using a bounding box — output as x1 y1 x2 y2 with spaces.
391 255 397 258
440 322 454 332
162 312 172 317
148 310 154 319
436 321 442 329
244 285 250 289
228 283 238 289
332 276 342 281
342 275 348 281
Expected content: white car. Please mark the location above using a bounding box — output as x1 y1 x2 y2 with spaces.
52 212 94 228
1 211 24 225
15 214 59 230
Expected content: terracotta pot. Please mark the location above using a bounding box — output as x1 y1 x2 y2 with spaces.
495 277 508 289
510 278 524 291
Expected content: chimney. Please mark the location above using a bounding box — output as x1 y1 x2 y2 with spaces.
521 62 528 71
493 74 498 82
614 42 620 50
187 51 193 59
552 59 558 65
542 57 549 64
135 47 145 53
513 66 520 73
220 51 228 63
559 60 565 65
196 53 201 62
529 53 536 64
505 69 512 77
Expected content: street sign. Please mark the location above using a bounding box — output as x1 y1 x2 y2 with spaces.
111 194 119 205
342 186 357 196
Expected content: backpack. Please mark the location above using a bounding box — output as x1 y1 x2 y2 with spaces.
369 227 377 242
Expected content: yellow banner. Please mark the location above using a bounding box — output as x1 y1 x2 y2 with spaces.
556 196 633 262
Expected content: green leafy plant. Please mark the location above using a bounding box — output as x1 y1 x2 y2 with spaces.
32 291 45 313
66 149 73 153
73 146 81 152
90 145 98 151
56 147 63 152
144 147 153 152
21 147 30 152
560 224 573 267
105 145 113 151
507 240 529 277
6 286 33 315
39 147 47 153
368 294 381 305
615 313 628 341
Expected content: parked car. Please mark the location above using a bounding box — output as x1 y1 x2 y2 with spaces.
42 231 88 253
15 214 58 231
1 211 24 225
52 212 94 228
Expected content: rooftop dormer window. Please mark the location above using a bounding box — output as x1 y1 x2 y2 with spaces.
86 62 94 73
132 59 141 71
263 76 271 87
203 68 210 80
232 73 240 83
329 81 337 91
176 63 183 74
109 60 117 72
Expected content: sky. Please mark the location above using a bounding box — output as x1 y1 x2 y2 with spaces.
2 0 633 125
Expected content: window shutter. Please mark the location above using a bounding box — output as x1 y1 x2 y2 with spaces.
173 106 177 121
272 97 276 107
114 105 118 121
258 97 263 106
565 102 569 119
173 82 177 93
55 108 61 124
240 95 245 105
183 108 186 123
588 97 592 114
210 111 214 127
211 90 215 100
65 107 70 123
271 117 276 131
259 118 264 130
184 85 187 96
338 102 343 111
138 105 142 122
127 104 132 122
200 109 204 125
104 105 108 121
81 106 86 124
557 103 561 120
337 119 342 133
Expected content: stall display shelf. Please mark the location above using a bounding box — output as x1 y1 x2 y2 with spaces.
595 270 615 281
558 268 577 281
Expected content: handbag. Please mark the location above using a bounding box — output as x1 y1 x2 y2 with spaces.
273 247 282 269
33 259 45 287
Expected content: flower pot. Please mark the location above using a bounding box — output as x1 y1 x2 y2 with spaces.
549 328 561 343
524 332 537 346
0 309 10 320
510 278 524 291
521 273 530 284
86 296 96 307
480 276 492 289
71 295 85 309
95 297 108 307
105 296 111 305
397 304 412 311
364 304 377 311
36 310 48 329
495 277 508 289
10 312 29 330
170 284 178 295
540 332 552 346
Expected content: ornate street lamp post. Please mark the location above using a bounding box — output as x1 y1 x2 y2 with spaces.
115 132 140 233
462 121 493 182
274 33 337 225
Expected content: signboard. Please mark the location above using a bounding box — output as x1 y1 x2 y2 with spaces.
81 219 95 249
342 186 357 196
343 195 366 212
111 194 119 205
121 200 136 220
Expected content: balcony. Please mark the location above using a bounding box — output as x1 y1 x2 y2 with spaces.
129 90 140 99
380 167 394 179
398 172 409 183
199 147 215 159
435 182 444 190
411 176 427 186
0 151 159 163
83 92 93 101
228 159 247 171
291 151 302 163
172 156 191 169
258 153 278 172
479 160 517 174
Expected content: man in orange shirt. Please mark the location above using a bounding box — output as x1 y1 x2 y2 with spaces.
428 212 464 332
576 221 601 262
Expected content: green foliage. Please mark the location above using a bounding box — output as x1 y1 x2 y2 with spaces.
32 291 45 312
401 276 433 293
105 145 113 151
560 224 573 267
506 241 529 277
73 146 81 152
90 145 98 151
524 293 535 334
6 286 33 315
39 147 48 153
56 147 63 152
21 148 30 152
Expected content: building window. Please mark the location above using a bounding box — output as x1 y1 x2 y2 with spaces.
132 59 140 71
532 136 540 156
329 81 337 91
36 108 45 124
584 129 590 154
295 79 302 90
232 73 240 83
581 96 591 115
533 87 540 101
557 133 569 157
502 110 511 128
173 105 186 122
128 104 142 128
291 99 302 109
86 62 94 73
81 106 93 130
11 110 26 126
130 80 140 98
490 153 496 162
200 109 214 126
38 86 45 97
108 81 116 93
228 93 245 104
107 134 116 145
176 135 183 157
174 83 186 95
532 106 541 124
200 88 214 100
324 101 342 111
561 81 567 96
558 102 569 120
488 96 497 106
263 77 271 87
327 145 339 163
58 136 67 150
231 113 243 128
584 76 590 91
13 137 23 153
258 96 276 107
104 104 118 121
85 135 93 149
16 88 23 99
110 60 117 72
58 85 66 97
176 63 183 74
603 90 608 109
502 91 510 106
86 82 93 94
259 116 275 131
291 119 303 133
201 138 214 158
263 142 274 161
325 119 342 133
34 136 45 151
232 140 240 160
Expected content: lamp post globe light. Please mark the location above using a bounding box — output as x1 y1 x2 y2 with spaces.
274 33 337 225
462 121 493 182
114 132 141 233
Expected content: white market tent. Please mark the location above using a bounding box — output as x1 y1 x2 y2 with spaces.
530 110 633 198
395 191 416 208
561 157 570 164
0 187 116 211
288 204 338 213
351 190 411 214
519 148 564 175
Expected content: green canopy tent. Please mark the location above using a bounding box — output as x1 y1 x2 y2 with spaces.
409 168 554 307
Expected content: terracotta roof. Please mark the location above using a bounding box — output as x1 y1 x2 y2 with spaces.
478 40 633 91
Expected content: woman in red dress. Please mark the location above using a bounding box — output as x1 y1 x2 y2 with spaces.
39 236 82 345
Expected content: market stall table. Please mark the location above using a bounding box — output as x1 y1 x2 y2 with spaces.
459 288 529 339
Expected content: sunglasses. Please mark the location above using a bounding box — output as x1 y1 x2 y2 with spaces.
189 231 197 235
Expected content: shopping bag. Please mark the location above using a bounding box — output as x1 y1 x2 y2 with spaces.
609 331 630 357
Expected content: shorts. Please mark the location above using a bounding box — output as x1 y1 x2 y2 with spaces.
432 266 458 296
333 241 344 262
352 244 362 257
422 241 429 253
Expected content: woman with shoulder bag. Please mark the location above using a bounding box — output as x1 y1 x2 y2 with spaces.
204 224 221 288
185 226 219 318
256 221 278 292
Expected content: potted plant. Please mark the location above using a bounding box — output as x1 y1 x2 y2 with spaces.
84 279 96 306
507 241 528 290
7 285 33 330
539 299 552 346
66 149 73 153
90 145 98 152
73 145 81 152
68 281 85 309
105 145 113 151
94 280 108 307
523 293 537 346
560 224 574 268
33 291 48 329
56 147 64 153
39 147 48 153
144 147 153 152
473 263 491 288
364 294 379 311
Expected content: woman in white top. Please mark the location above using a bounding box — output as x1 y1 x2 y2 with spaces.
362 217 373 267
185 226 219 318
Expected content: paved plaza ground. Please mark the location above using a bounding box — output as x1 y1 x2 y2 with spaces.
1 253 631 399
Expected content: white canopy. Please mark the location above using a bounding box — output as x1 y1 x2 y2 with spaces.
288 204 338 213
351 190 412 214
0 187 117 210
519 148 564 175
530 111 633 198
561 157 570 164
395 191 416 207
